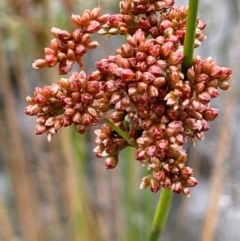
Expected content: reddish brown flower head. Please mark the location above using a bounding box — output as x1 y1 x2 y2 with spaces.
26 1 232 196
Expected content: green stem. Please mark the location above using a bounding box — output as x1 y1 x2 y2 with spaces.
148 1 199 240
148 189 173 241
182 0 199 73
104 117 138 148
104 117 130 142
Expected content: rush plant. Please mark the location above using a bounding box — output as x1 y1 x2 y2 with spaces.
24 0 232 240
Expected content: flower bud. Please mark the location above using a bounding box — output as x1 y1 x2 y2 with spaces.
171 182 182 194
183 187 190 197
218 81 230 90
137 135 153 146
89 71 102 81
71 14 82 27
37 116 46 125
44 47 55 55
45 117 56 127
180 166 193 179
58 30 72 41
50 39 59 52
152 170 165 181
32 59 47 69
152 77 166 88
150 179 160 193
59 78 70 89
197 19 207 30
115 55 130 68
58 59 73 75
90 7 100 19
197 91 211 104
65 108 75 116
137 82 148 92
81 33 91 45
184 118 202 130
210 65 222 77
75 123 86 134
161 41 174 58
138 40 151 52
138 17 151 30
142 72 155 83
111 92 124 104
86 40 100 49
81 113 93 126
72 112 81 123
148 65 163 77
148 44 161 58
183 177 198 187
85 20 101 33
146 145 157 157
121 69 135 82
195 83 205 93
72 28 83 42
134 70 142 81
168 50 184 65
97 14 110 25
203 108 218 121
120 44 134 58
75 44 87 55
146 56 156 66
81 93 93 104
81 9 91 26
148 85 158 97
148 12 157 25
136 51 146 62
86 81 100 95
126 35 137 47
35 124 47 135
62 116 73 127
135 148 147 161
134 29 145 45
219 67 232 81
110 111 126 122
159 19 172 32
54 119 63 130
25 104 41 116
45 54 58 67
187 67 196 81
140 176 150 189
206 87 219 98
105 156 118 169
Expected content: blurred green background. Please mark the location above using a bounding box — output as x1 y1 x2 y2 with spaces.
0 0 240 241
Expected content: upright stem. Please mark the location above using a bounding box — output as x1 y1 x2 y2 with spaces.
148 1 199 241
182 0 199 73
104 3 199 241
148 189 173 241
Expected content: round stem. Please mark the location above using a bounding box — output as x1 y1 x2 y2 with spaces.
103 117 130 141
148 1 199 241
182 0 199 73
103 117 138 148
148 189 173 241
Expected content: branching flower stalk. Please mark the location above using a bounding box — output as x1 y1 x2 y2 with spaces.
25 0 232 237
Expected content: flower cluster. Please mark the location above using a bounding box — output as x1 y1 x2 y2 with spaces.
32 7 109 74
25 1 232 196
25 71 103 141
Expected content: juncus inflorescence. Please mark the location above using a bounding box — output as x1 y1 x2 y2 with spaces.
25 0 232 196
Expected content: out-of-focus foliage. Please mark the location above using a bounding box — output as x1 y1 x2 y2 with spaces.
0 1 240 241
